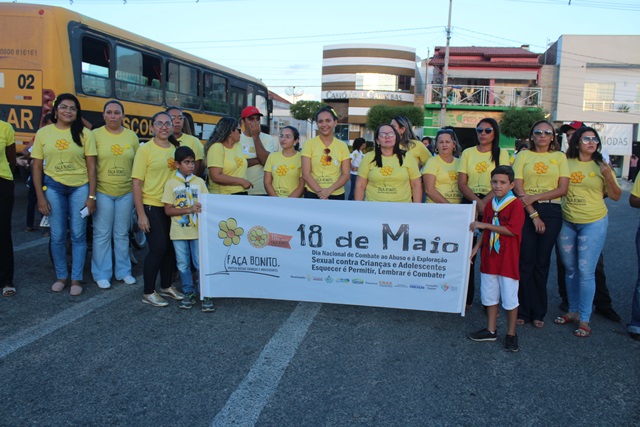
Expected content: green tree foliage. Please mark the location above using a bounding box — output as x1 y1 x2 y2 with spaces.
366 105 424 130
289 100 328 123
500 107 547 142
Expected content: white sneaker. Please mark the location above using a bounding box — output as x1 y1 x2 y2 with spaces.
96 279 111 289
122 275 137 285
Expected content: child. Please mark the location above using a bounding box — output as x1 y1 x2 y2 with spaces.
468 165 525 352
162 146 214 312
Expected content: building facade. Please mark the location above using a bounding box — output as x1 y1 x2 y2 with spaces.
541 35 640 178
321 44 418 143
424 46 543 150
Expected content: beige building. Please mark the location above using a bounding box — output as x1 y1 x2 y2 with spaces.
321 44 418 143
541 35 640 177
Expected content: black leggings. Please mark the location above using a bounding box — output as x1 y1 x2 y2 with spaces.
143 205 173 294
0 178 14 287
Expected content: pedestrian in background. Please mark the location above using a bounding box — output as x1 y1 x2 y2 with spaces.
348 137 366 200
391 115 431 169
0 119 16 297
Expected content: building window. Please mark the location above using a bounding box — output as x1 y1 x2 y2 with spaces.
583 82 615 112
398 75 412 91
356 73 397 91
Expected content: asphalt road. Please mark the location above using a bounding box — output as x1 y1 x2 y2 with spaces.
1 174 639 426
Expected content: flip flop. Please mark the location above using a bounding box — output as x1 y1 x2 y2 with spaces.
554 314 578 325
51 281 66 292
574 324 591 338
70 283 83 296
2 287 16 297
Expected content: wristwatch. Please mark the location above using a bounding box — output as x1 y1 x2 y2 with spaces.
88 195 97 200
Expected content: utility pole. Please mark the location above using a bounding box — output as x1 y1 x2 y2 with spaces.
439 0 453 127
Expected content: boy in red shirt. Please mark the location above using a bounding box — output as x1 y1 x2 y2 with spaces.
468 165 525 352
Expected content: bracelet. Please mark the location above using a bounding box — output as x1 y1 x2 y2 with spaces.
529 211 539 219
88 195 97 201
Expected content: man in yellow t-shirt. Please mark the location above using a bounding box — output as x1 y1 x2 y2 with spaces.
239 106 275 196
0 120 16 296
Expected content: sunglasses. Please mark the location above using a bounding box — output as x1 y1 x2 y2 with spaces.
533 129 554 137
323 148 332 163
476 127 493 134
581 136 599 144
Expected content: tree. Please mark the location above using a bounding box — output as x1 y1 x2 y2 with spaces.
366 105 424 130
289 100 328 123
499 107 547 143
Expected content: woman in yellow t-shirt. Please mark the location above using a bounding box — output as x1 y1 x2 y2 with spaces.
391 115 432 169
132 111 183 307
91 100 140 290
301 107 351 200
204 117 250 195
31 93 97 296
514 120 569 328
354 124 422 203
457 117 510 307
555 127 621 338
264 126 304 198
423 128 462 204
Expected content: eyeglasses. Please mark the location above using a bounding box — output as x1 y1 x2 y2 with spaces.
378 132 396 139
476 127 493 134
153 121 172 128
58 104 77 112
170 115 184 120
533 129 554 137
581 136 599 144
323 148 332 163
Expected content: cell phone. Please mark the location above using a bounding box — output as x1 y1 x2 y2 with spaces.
602 150 611 164
80 206 89 218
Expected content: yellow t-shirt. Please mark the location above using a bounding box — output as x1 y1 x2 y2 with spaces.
406 139 432 168
458 146 510 196
177 133 204 161
562 158 620 224
513 150 569 202
32 125 97 187
632 177 640 198
93 126 140 197
240 132 276 195
301 136 350 196
131 140 177 207
422 155 462 204
206 142 248 194
161 174 209 240
264 151 302 197
0 121 15 181
357 152 420 202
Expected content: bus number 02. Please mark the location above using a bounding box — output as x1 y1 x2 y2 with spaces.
297 224 323 248
17 74 35 90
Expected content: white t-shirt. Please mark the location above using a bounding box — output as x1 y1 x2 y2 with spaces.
350 150 365 176
240 132 275 195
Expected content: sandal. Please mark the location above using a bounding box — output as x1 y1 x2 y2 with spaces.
51 280 66 292
554 314 578 325
70 281 83 296
2 286 16 297
574 324 591 338
516 319 526 326
533 320 545 329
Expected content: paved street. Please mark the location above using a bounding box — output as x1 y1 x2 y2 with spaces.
1 175 639 426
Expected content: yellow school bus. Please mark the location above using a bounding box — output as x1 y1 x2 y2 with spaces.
0 3 271 150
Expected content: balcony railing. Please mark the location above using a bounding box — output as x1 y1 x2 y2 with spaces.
583 100 640 113
428 85 542 108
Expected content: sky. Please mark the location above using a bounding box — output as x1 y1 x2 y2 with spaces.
6 0 640 102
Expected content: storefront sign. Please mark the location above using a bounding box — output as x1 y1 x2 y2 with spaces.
322 90 413 102
587 122 633 156
199 196 474 315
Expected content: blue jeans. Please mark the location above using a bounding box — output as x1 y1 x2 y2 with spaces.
628 220 640 334
347 174 357 200
44 175 89 281
91 191 133 282
173 239 199 294
558 216 608 323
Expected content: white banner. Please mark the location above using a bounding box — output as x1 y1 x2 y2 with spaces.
199 195 475 315
588 122 633 156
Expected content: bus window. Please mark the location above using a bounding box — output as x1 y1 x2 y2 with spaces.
203 72 228 114
115 45 161 104
246 85 255 109
256 93 268 125
81 36 111 97
229 87 244 120
166 61 199 109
